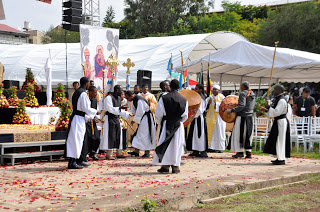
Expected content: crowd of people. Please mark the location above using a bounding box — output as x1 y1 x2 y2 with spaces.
65 77 302 173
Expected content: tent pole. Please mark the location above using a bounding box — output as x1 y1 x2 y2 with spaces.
65 30 68 96
219 74 222 90
258 77 262 97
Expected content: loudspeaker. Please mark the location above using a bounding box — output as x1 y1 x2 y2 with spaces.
137 70 152 89
3 80 19 89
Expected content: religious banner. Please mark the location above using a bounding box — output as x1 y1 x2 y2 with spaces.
80 25 119 92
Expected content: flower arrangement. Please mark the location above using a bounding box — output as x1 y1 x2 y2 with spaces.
7 86 20 106
0 83 9 109
55 99 72 131
12 100 31 124
53 83 66 107
21 68 41 92
24 83 39 107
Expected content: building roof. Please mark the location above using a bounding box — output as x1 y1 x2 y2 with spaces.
0 24 28 34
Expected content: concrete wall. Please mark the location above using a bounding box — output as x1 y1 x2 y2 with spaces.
0 32 29 43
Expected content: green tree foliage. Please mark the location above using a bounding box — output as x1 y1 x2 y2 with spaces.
257 1 320 54
122 0 214 37
41 25 80 44
102 6 116 25
222 0 269 21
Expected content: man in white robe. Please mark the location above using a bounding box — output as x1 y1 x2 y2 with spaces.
100 85 129 160
124 91 156 158
152 79 188 174
66 77 99 169
208 84 226 153
262 85 291 165
186 84 209 157
139 84 157 114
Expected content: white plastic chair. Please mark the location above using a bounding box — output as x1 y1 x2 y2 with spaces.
306 117 320 153
253 117 269 151
291 116 310 153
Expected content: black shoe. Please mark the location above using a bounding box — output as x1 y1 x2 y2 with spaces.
207 149 215 153
141 153 150 158
232 152 244 158
245 151 252 159
128 151 139 157
188 151 199 157
157 167 170 173
77 161 91 167
271 159 279 163
198 151 208 158
89 154 100 161
172 167 180 174
68 159 84 169
216 150 224 153
272 160 285 165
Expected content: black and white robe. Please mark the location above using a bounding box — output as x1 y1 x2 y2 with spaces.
152 91 188 167
264 95 291 160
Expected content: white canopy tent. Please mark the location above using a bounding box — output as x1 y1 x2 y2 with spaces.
179 40 320 85
0 31 246 88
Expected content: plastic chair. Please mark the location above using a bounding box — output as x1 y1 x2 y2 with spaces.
253 117 269 151
291 116 310 153
306 117 320 153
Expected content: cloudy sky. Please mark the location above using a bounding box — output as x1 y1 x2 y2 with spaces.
0 0 308 32
0 0 126 32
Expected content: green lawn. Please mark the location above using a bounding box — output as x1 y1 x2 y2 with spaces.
193 174 320 212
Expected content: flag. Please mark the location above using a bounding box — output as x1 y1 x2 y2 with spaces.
179 69 183 90
167 56 173 76
126 73 130 90
206 54 212 96
198 72 204 85
45 56 52 105
185 68 189 88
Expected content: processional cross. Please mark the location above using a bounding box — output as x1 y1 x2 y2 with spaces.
122 58 135 74
106 52 119 76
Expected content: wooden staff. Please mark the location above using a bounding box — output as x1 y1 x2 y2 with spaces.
179 50 185 84
123 119 136 133
91 120 94 135
267 41 279 97
81 63 86 77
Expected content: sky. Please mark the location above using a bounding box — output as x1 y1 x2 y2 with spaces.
0 0 309 32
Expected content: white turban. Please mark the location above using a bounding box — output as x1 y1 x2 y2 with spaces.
212 84 220 90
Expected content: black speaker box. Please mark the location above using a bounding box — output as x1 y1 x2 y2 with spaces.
3 80 19 89
137 70 152 89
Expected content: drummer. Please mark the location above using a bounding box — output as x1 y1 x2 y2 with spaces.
226 82 255 159
186 84 210 157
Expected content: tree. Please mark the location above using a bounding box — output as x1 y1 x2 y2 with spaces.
123 0 214 37
257 1 320 54
102 6 116 25
41 25 80 44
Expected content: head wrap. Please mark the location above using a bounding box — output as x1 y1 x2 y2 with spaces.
212 84 220 90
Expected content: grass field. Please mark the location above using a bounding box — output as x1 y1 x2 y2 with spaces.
188 174 320 212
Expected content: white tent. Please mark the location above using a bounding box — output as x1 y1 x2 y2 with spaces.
180 40 320 84
0 31 246 87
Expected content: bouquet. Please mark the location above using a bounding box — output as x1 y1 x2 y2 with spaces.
24 83 39 107
12 100 32 124
8 86 20 106
53 83 67 107
55 99 72 131
0 83 9 109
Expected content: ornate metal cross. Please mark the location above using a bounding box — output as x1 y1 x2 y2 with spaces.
122 58 135 74
106 52 119 74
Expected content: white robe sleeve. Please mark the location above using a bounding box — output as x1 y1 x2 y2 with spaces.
155 98 165 125
195 98 206 118
181 101 189 123
268 99 287 118
78 92 97 119
105 95 120 115
133 100 148 124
